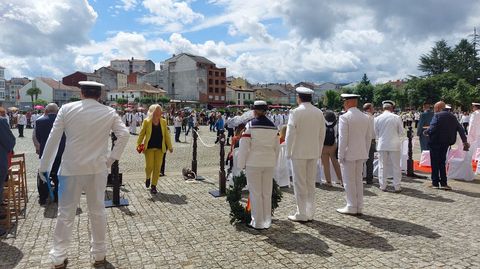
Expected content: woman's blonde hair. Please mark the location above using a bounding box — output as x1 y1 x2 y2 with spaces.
147 104 162 120
279 125 287 139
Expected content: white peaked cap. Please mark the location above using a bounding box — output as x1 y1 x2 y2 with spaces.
295 87 314 95
340 93 360 99
472 102 480 106
382 100 395 106
78 81 105 87
445 104 452 109
253 100 267 106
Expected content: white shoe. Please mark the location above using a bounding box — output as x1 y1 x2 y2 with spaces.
287 214 309 222
336 207 357 215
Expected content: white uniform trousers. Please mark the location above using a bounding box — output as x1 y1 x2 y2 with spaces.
292 159 318 220
50 173 108 265
129 119 137 134
246 166 274 229
378 151 402 190
341 160 365 212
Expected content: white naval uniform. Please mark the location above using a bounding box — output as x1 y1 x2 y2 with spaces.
374 110 404 190
237 117 279 229
286 102 325 221
468 110 480 151
338 107 372 214
39 99 129 265
135 112 146 126
128 112 137 134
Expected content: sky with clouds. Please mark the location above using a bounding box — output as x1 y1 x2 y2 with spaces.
1 0 479 84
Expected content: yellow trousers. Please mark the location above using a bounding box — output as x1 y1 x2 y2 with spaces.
144 148 164 186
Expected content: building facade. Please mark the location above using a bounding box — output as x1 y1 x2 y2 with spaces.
0 66 5 101
226 86 255 105
108 83 166 103
18 78 81 107
139 70 164 87
62 71 101 87
6 77 30 105
111 58 155 75
163 53 226 107
94 67 128 97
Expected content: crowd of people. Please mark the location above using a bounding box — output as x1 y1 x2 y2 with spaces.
0 80 479 267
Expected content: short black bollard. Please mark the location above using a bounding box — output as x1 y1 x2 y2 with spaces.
209 131 226 197
406 126 427 179
105 133 129 207
192 126 205 181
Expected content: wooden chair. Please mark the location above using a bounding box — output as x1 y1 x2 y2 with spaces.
11 153 28 203
0 169 20 232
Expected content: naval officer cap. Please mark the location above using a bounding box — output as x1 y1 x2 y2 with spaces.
295 87 314 95
445 104 452 109
252 100 269 111
472 102 480 106
382 100 395 106
340 93 360 100
79 81 104 90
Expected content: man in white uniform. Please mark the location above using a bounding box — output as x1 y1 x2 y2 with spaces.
374 100 404 192
286 87 325 222
468 103 480 151
337 94 372 215
39 81 129 268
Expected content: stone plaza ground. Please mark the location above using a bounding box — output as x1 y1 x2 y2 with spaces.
1 126 480 268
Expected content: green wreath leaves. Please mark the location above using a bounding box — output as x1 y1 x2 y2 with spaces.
226 171 283 224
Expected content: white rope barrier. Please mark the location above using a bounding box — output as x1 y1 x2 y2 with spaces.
193 129 217 148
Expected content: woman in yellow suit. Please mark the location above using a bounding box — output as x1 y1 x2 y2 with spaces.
137 104 173 194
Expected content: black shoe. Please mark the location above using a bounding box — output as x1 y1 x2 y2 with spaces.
0 228 6 237
150 185 158 194
145 178 151 188
39 199 47 206
160 173 165 177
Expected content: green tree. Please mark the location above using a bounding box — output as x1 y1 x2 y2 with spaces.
244 100 253 106
354 83 374 106
33 98 48 106
450 39 478 83
325 90 342 110
452 79 474 110
26 87 42 103
158 96 170 105
373 84 396 106
419 39 452 75
360 73 370 85
116 98 128 105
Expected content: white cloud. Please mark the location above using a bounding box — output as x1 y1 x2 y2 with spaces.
140 0 203 31
114 0 138 11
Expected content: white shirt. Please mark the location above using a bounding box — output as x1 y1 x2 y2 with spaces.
18 114 27 125
468 110 480 143
39 99 129 176
461 115 470 124
174 116 182 128
286 102 326 159
338 107 372 161
237 119 279 168
374 111 404 151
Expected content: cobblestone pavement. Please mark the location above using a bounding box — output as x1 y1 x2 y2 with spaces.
1 127 480 268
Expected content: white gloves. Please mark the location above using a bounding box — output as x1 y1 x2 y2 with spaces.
39 171 49 183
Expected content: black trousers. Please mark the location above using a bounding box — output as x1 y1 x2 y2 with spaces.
429 145 449 187
160 152 166 175
18 125 24 137
175 127 181 142
463 123 469 135
37 173 59 203
365 140 376 183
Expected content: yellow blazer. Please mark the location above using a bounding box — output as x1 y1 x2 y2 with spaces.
137 117 172 153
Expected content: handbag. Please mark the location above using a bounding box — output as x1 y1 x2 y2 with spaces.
136 144 145 154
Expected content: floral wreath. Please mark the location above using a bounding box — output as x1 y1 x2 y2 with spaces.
226 172 283 224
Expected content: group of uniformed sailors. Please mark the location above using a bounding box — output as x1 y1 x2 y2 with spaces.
237 87 407 229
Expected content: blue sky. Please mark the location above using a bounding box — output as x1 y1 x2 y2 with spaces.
1 0 479 84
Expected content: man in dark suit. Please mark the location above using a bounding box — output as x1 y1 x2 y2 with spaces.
417 102 434 152
35 103 65 205
0 108 16 236
425 101 469 190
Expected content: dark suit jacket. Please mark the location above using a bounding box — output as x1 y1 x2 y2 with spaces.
35 114 65 174
426 110 467 147
0 117 15 179
417 110 434 136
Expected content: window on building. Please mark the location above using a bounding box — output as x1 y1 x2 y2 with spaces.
215 80 219 85
221 96 225 101
116 94 118 99
221 80 225 85
131 94 134 98
237 100 241 105
221 88 225 94
243 93 246 99
209 71 213 75
209 87 213 93
215 96 219 101
238 93 241 99
0 81 4 88
215 71 219 76
248 94 251 99
221 72 225 77
215 88 219 93
209 95 213 100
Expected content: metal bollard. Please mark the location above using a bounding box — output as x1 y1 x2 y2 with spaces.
105 133 129 207
192 126 205 181
209 131 227 197
406 126 427 179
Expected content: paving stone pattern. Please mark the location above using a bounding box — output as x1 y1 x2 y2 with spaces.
1 127 479 268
